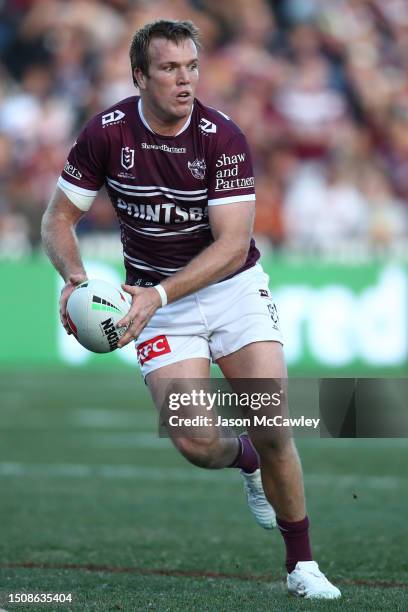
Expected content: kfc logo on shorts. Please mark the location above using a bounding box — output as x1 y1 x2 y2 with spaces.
137 335 171 365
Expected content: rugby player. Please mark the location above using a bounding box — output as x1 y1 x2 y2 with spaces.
41 19 340 599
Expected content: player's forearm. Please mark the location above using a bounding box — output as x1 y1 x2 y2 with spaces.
160 237 247 304
41 211 86 282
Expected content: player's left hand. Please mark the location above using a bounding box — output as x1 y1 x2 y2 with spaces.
116 284 162 348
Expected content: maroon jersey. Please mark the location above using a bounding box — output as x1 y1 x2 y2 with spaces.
58 96 259 285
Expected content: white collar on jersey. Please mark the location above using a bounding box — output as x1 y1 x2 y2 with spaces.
138 98 193 136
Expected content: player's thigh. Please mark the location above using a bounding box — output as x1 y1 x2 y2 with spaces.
146 357 211 411
146 357 219 445
216 340 287 379
217 341 291 451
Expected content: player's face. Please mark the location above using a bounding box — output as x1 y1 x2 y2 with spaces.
137 37 199 124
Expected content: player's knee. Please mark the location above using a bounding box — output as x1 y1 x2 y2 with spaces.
174 436 223 469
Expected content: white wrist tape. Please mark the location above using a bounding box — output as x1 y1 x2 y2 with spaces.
154 283 168 307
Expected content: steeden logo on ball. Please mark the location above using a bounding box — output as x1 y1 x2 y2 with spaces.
66 279 129 353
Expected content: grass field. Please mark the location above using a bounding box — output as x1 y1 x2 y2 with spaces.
0 370 407 611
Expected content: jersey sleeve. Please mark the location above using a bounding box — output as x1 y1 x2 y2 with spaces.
57 120 107 210
207 131 256 206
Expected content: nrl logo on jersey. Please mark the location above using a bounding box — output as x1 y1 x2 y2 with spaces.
121 147 135 170
188 158 206 180
199 118 217 134
102 109 125 126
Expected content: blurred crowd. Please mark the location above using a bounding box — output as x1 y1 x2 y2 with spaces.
1 0 408 259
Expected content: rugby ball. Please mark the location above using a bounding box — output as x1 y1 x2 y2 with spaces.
66 279 129 353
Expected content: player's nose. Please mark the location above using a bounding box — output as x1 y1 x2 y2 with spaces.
177 67 190 84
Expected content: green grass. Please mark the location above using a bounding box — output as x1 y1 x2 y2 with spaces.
0 371 407 611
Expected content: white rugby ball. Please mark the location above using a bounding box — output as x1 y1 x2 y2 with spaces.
66 279 129 353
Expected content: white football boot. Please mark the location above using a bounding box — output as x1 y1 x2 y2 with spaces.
287 561 341 599
241 468 276 529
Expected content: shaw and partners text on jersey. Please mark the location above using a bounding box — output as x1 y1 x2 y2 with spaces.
214 152 255 191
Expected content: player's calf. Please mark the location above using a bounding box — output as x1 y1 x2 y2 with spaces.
172 435 238 469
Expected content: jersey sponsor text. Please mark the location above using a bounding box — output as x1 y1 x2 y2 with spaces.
216 152 246 167
215 176 255 191
215 152 251 191
117 198 207 223
64 161 82 180
141 142 186 153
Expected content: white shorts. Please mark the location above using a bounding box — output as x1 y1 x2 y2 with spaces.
135 263 283 378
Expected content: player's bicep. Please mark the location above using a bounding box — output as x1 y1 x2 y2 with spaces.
58 120 107 210
43 187 87 227
209 200 255 246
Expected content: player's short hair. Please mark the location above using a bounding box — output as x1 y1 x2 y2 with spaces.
129 19 201 86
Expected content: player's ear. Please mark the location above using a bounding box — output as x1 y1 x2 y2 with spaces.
134 68 147 90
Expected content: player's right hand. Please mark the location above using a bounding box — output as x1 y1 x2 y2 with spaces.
116 284 162 348
60 273 87 334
